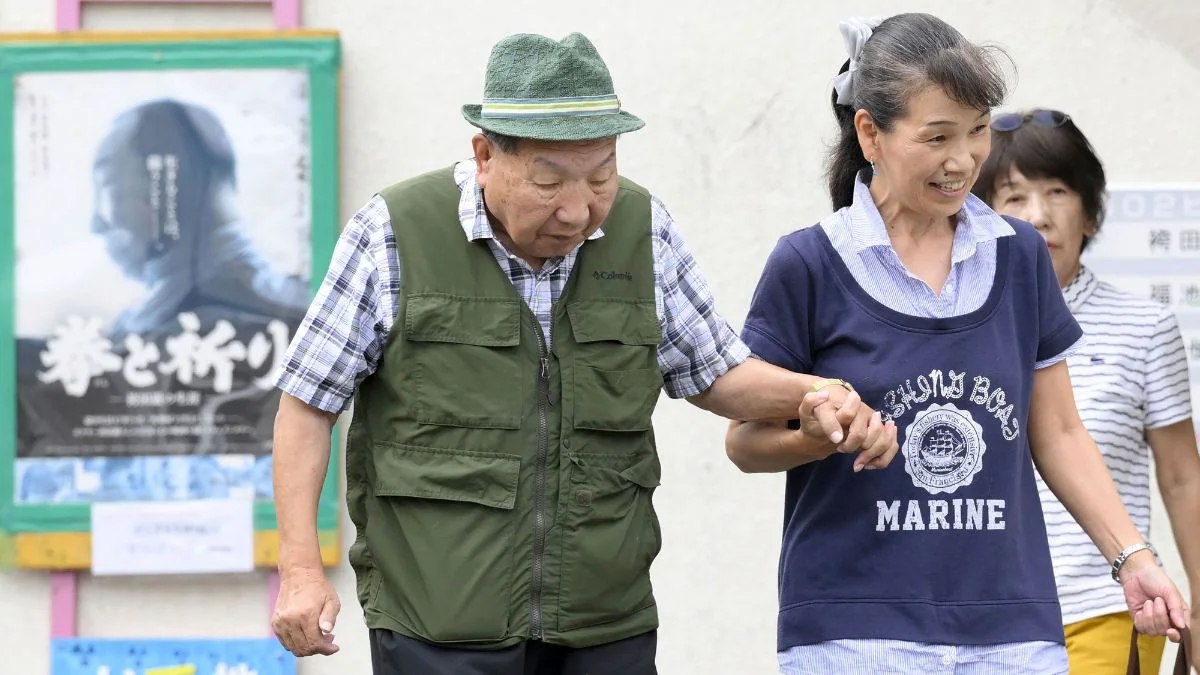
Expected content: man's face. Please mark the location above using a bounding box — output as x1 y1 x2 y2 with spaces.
90 155 159 282
473 135 618 265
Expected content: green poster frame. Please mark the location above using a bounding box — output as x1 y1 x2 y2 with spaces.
0 32 341 568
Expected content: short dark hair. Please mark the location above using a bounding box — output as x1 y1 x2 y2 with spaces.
482 129 521 154
827 13 1010 209
973 111 1106 250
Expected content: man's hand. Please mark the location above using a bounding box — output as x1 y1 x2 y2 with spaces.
799 388 899 471
272 567 341 657
1120 551 1190 642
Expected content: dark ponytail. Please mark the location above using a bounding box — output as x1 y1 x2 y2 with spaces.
824 13 1010 210
828 59 870 210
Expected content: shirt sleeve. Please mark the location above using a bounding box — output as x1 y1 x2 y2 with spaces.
275 195 399 413
651 196 750 398
741 235 814 373
1143 306 1194 429
1034 335 1084 370
1032 236 1083 368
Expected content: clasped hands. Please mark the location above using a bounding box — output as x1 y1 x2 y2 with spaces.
800 383 900 471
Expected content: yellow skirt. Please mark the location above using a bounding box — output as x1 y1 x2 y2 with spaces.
1065 611 1165 674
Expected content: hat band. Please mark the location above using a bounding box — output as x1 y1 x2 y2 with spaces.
480 94 620 119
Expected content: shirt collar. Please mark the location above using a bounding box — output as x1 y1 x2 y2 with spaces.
452 159 606 245
1061 265 1099 312
845 171 1015 264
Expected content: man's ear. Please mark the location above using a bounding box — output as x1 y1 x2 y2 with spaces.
472 133 494 188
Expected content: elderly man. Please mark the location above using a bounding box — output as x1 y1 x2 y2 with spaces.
270 32 897 674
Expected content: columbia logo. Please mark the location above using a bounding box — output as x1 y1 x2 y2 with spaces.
593 270 633 281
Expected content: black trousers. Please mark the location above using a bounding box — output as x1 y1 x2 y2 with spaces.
369 628 658 675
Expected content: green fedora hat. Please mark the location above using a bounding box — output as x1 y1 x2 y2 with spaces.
462 32 644 142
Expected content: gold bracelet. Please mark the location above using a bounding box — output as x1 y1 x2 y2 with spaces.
810 378 855 394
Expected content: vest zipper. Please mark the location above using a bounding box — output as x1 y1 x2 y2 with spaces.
529 310 554 641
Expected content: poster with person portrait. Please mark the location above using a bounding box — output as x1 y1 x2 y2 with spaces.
0 33 341 569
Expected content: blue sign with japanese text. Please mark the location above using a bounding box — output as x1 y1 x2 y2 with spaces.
51 637 295 675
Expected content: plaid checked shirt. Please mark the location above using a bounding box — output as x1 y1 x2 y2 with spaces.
277 160 750 413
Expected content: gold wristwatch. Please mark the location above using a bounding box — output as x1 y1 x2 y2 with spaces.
810 378 855 394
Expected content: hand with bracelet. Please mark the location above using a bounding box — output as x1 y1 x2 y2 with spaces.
1112 543 1191 643
725 375 899 474
798 377 900 472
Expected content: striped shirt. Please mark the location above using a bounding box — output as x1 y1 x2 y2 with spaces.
1039 266 1193 625
276 160 750 413
821 175 1079 369
779 638 1067 675
780 173 1076 669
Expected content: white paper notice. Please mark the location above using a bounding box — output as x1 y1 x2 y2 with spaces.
1084 185 1200 437
91 500 254 575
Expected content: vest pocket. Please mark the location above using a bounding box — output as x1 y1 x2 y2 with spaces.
566 299 663 431
405 293 523 429
557 451 661 632
573 366 662 431
368 441 520 643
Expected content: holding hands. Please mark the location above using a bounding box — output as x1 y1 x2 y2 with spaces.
799 381 900 471
724 373 899 474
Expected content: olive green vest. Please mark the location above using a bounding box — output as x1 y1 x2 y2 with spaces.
346 167 664 649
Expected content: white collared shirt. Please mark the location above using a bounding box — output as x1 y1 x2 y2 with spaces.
820 173 1077 369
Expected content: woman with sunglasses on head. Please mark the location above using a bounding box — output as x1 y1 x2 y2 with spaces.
974 110 1200 674
726 14 1190 674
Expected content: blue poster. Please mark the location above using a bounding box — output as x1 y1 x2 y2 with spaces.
52 637 295 675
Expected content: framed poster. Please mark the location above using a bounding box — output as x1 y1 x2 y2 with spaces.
0 32 341 569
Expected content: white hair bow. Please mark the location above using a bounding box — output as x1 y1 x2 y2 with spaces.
832 17 884 106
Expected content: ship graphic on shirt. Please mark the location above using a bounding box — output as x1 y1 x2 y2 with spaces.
903 402 986 494
921 428 966 471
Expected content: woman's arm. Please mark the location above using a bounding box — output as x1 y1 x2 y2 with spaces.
1148 418 1200 650
1029 361 1189 639
725 419 834 473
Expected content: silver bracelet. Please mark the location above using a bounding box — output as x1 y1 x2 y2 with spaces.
1110 542 1157 583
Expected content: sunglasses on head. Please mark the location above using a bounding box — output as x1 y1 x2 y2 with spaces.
990 110 1071 132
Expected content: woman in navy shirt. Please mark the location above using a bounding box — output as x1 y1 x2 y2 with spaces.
726 13 1189 674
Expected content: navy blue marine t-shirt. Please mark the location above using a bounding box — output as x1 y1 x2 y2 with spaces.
742 218 1082 651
